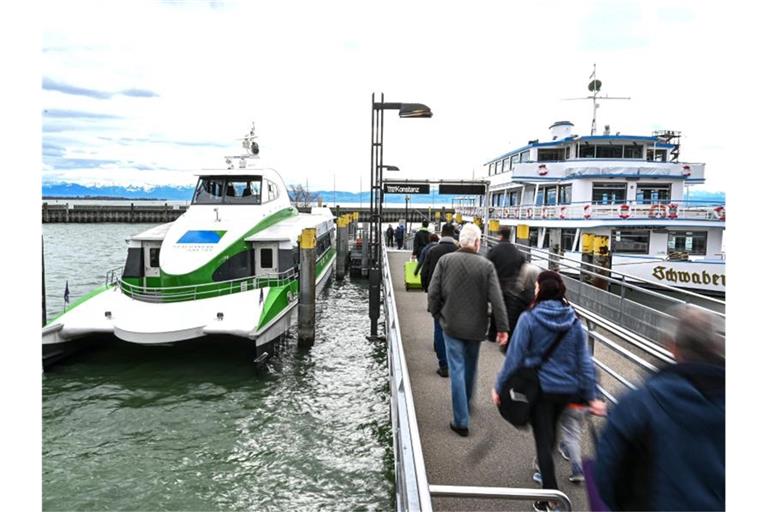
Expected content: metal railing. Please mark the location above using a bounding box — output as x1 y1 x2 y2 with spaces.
111 268 297 303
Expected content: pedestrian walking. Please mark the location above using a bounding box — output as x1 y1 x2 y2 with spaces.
413 233 439 278
486 226 527 345
594 305 725 511
412 221 431 260
386 224 394 248
419 223 458 377
394 224 405 250
492 270 605 512
428 223 509 435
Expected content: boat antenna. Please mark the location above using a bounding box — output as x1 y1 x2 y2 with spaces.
563 64 631 135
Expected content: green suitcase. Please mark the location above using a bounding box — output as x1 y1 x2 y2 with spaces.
404 260 422 290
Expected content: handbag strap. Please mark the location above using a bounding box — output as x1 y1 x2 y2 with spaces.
537 316 578 367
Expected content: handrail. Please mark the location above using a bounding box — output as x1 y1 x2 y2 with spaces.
429 485 572 511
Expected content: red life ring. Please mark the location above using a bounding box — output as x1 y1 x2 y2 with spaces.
537 164 548 176
559 206 567 219
667 203 678 219
619 204 630 219
649 204 667 219
682 165 691 177
714 205 725 221
583 204 592 219
526 208 534 219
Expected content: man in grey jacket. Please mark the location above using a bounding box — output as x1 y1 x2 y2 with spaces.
427 223 510 436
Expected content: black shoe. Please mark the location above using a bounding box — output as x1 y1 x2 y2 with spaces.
436 366 449 378
449 423 469 437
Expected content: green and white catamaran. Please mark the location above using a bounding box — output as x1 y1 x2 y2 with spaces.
43 127 336 362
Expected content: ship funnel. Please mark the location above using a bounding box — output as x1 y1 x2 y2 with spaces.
549 121 574 140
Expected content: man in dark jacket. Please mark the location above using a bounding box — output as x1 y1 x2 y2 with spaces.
486 226 527 345
428 223 509 435
412 221 431 259
419 223 458 377
394 224 405 250
595 305 725 511
385 224 394 248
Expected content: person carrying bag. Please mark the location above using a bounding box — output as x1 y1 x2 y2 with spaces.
492 270 606 512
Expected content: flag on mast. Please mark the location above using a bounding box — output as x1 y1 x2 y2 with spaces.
64 280 70 305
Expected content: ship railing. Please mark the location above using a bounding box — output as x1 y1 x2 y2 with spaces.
457 199 725 222
112 268 297 303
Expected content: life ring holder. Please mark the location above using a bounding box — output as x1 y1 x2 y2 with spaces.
649 203 667 219
619 204 630 219
583 204 592 219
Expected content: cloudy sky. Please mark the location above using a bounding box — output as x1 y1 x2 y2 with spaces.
40 1 747 193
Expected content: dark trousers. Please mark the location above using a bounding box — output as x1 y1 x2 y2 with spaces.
531 393 573 490
396 239 403 250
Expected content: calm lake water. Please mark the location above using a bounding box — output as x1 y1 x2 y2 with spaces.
42 224 393 511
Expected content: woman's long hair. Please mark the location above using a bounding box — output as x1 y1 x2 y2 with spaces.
531 270 569 308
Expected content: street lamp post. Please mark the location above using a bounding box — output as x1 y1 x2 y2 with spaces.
368 93 432 338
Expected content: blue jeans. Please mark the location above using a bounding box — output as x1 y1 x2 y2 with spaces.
433 318 447 369
559 406 586 475
443 333 481 429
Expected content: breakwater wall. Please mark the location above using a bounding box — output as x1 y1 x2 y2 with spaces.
42 203 455 223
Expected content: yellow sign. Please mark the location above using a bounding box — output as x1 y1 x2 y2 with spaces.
446 212 454 222
581 233 594 253
593 235 609 255
489 219 500 233
300 228 317 249
516 224 530 240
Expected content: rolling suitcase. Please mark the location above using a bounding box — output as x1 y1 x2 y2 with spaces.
403 260 422 290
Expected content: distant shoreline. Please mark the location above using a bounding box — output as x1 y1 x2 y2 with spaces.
42 196 167 201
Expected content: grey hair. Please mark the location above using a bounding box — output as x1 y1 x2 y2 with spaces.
458 223 482 248
666 305 725 364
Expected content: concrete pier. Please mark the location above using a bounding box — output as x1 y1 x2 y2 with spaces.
387 251 589 511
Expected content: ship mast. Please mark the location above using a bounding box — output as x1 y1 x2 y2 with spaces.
565 64 631 135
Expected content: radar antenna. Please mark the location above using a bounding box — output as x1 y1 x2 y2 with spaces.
563 64 631 135
242 122 259 156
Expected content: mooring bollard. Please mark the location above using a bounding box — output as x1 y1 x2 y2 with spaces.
298 228 317 347
516 224 531 262
335 214 349 280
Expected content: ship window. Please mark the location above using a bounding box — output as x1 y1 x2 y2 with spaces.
596 145 623 159
122 248 144 278
224 179 262 204
212 250 254 281
529 227 539 247
511 153 521 164
149 248 160 268
520 150 531 162
509 190 520 206
487 163 493 176
637 184 671 204
624 145 642 159
558 185 572 204
561 229 577 252
544 186 558 205
592 183 627 204
668 231 707 256
502 158 510 172
565 146 571 159
611 229 650 254
578 144 595 158
260 248 274 269
193 178 225 203
538 148 565 162
647 149 667 162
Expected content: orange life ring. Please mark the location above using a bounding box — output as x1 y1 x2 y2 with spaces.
619 204 630 219
583 204 592 219
559 206 567 219
714 205 725 221
667 203 678 219
649 203 667 219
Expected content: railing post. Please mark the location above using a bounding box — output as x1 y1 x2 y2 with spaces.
298 228 317 347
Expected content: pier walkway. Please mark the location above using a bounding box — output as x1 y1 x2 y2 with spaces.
387 250 589 512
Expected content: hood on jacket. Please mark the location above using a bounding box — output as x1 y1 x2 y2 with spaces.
529 300 577 333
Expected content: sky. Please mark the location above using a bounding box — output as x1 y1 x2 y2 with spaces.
39 0 745 194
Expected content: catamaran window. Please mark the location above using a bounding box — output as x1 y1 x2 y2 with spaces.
647 149 667 162
558 185 572 204
520 150 531 162
538 148 566 162
212 250 254 281
578 144 595 158
624 145 643 159
595 145 623 159
149 248 160 268
668 231 707 256
260 248 274 269
592 182 627 204
611 229 650 254
636 184 671 204
193 177 262 204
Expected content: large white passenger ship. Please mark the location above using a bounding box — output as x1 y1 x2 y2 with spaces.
456 78 725 295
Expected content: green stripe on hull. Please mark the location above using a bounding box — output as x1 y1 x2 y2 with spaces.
46 285 110 326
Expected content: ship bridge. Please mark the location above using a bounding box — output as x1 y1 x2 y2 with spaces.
381 237 724 511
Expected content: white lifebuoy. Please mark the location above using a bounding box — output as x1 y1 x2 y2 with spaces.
538 164 548 176
583 204 592 219
649 204 667 219
559 206 567 219
526 208 534 219
619 204 630 219
682 164 691 177
714 205 725 221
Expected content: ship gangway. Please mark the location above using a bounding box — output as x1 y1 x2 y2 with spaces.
382 241 724 511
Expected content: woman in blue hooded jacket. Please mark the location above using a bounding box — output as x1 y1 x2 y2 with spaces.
492 271 605 512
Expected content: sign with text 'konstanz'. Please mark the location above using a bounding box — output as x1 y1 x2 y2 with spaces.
383 182 430 194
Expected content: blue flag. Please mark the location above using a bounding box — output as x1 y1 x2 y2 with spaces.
64 280 70 305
